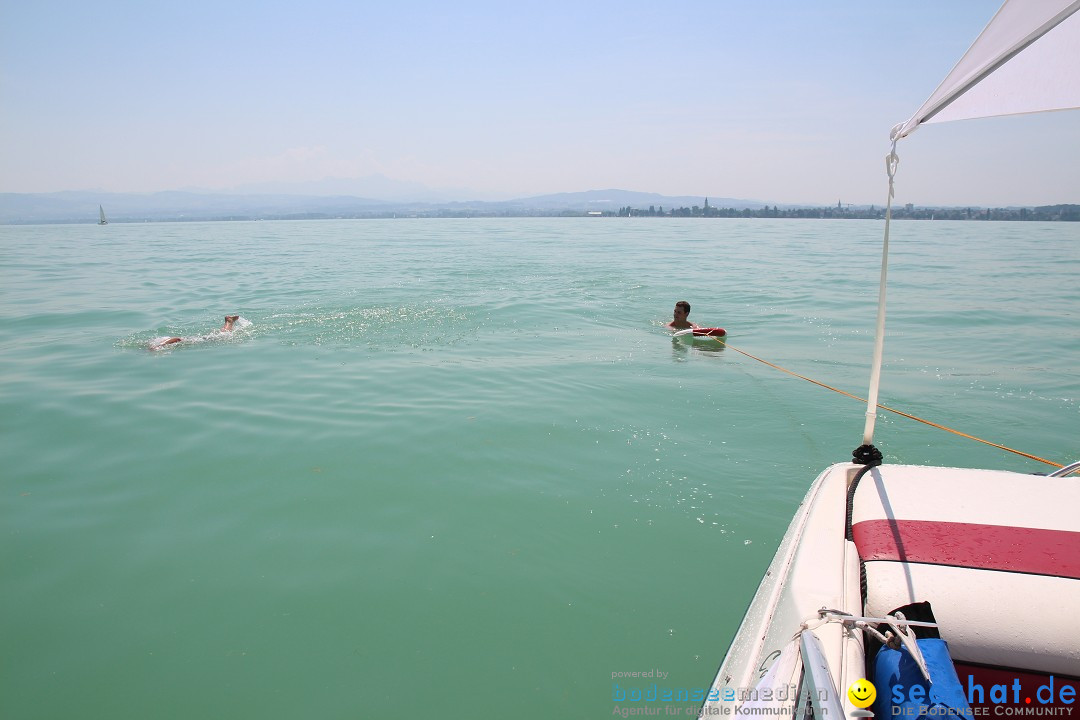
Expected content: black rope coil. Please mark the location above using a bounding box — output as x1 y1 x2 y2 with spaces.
852 444 883 467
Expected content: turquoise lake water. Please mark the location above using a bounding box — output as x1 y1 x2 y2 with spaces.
2 218 1077 719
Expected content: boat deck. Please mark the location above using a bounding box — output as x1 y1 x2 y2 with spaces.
850 464 1080 678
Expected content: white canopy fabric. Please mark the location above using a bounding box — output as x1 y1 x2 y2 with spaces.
893 0 1080 139
863 1 1080 449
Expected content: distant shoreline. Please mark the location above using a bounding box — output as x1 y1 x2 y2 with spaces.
4 205 1076 225
2 189 1075 225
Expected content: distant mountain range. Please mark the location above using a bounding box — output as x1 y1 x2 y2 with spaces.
0 188 768 224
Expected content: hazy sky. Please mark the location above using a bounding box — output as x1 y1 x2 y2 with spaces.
1 0 1077 205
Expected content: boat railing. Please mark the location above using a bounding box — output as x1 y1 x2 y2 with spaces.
797 630 845 720
1048 461 1080 478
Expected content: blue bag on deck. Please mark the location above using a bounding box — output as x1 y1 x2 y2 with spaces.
872 638 972 719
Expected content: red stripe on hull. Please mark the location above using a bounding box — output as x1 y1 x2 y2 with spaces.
851 519 1080 579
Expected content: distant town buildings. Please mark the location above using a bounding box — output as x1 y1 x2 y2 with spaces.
612 203 1078 221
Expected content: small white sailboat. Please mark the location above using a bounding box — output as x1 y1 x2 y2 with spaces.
98 205 108 225
701 2 1080 718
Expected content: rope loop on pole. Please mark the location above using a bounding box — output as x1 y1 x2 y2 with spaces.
885 146 900 197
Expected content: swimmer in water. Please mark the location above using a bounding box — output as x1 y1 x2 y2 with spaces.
150 315 240 350
666 301 699 331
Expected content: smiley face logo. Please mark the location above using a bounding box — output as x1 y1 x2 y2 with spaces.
848 678 876 709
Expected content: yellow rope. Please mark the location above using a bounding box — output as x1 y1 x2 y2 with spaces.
714 338 1065 470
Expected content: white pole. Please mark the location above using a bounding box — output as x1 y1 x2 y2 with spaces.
861 140 901 448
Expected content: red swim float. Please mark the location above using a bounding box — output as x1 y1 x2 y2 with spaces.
692 328 726 337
